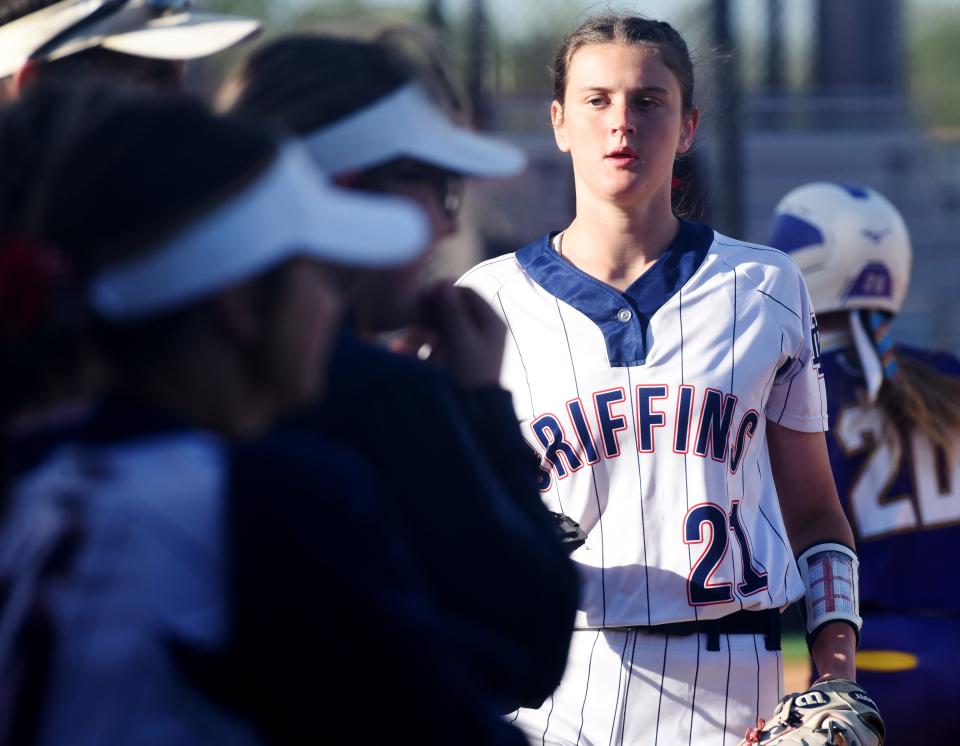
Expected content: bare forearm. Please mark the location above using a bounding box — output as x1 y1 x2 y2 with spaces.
767 423 860 684
766 421 854 551
811 621 857 681
783 504 855 557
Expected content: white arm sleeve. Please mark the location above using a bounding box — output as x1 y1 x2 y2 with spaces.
765 269 829 432
797 542 862 644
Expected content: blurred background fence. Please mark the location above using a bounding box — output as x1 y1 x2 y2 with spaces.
202 0 960 353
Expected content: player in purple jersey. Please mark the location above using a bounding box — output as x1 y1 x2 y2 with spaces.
769 182 960 742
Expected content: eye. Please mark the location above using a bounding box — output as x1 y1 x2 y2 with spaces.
586 96 607 107
634 96 661 110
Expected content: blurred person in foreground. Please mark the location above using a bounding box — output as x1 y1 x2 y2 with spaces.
218 33 580 713
768 182 960 743
0 83 526 745
0 0 261 95
0 0 262 432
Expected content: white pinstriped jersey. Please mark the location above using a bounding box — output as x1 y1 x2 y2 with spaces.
459 220 827 630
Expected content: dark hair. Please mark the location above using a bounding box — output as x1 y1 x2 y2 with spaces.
25 48 183 91
551 13 695 112
218 34 411 136
0 82 281 393
880 354 960 451
0 83 276 272
857 310 960 451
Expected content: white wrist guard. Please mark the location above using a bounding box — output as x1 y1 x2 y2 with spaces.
797 542 862 645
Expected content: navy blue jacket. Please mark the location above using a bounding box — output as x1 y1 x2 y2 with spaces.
290 333 579 711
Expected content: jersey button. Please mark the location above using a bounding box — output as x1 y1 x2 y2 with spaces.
616 308 632 322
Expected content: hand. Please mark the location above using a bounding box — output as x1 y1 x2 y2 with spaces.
396 282 506 389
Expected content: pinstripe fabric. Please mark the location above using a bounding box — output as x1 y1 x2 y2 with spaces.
460 227 822 742
606 632 632 746
687 636 701 745
728 271 744 614
558 299 608 621
624 367 651 626
512 629 782 745
677 287 697 624
460 231 825 629
616 632 639 745
723 635 732 743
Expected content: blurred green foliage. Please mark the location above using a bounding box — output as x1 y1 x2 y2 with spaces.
910 12 960 127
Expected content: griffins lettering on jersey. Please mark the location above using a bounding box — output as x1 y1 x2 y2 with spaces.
528 384 760 492
460 223 827 627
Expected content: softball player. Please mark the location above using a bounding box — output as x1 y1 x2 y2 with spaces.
459 14 863 744
768 182 960 743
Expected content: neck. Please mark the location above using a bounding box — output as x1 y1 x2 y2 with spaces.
133 341 276 439
561 186 679 292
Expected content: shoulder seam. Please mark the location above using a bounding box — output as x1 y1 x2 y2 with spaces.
456 254 517 286
458 255 528 299
713 235 786 256
713 235 803 272
715 253 799 355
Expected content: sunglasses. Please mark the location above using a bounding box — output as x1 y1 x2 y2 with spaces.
354 160 464 220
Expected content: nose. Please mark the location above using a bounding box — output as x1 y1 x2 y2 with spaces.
609 100 637 136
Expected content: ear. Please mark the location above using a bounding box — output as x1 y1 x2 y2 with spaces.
676 106 700 155
12 60 39 95
550 100 570 154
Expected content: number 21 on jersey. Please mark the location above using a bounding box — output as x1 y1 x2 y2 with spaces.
683 500 768 606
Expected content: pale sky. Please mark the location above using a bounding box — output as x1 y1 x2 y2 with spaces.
320 0 954 41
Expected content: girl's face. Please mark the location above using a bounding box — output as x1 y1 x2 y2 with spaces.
551 42 698 209
262 257 344 409
346 160 462 332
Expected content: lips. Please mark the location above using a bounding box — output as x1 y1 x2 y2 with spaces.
605 146 638 164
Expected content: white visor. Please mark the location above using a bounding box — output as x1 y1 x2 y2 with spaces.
88 143 429 321
0 0 260 78
303 84 527 178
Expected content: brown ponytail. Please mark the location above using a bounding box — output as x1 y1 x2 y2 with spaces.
880 354 960 452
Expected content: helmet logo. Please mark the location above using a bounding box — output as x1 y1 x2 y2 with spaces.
836 183 870 199
862 228 891 244
843 263 892 300
767 214 824 253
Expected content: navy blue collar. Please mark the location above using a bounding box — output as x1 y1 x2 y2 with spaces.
516 219 714 367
